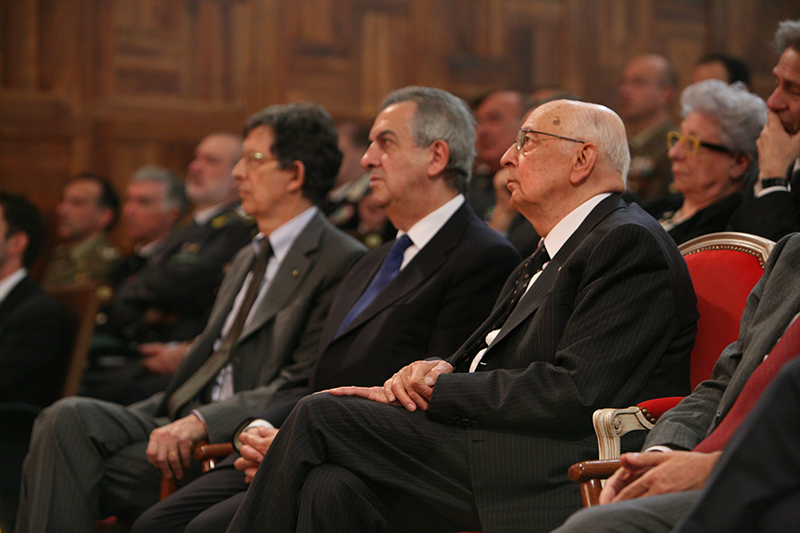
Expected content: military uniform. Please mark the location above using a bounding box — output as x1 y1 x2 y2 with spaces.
40 234 122 286
100 203 256 346
627 118 675 203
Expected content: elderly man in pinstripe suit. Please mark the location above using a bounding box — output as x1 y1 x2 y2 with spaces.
225 99 699 533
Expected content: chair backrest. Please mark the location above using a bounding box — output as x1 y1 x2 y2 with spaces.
679 232 774 389
45 282 103 397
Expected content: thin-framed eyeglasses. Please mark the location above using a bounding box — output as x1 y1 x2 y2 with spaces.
666 131 733 156
516 128 585 152
240 151 278 168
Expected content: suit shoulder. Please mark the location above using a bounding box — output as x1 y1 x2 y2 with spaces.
319 222 368 260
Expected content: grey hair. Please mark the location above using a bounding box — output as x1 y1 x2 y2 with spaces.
774 19 800 54
566 104 631 184
381 86 476 193
130 164 188 214
680 79 767 159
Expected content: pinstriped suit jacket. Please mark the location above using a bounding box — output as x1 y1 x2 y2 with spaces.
427 194 699 532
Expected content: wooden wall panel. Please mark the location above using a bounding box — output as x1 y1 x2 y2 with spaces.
1 0 799 269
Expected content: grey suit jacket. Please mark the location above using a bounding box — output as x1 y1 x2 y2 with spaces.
133 212 366 442
646 232 800 451
427 194 699 532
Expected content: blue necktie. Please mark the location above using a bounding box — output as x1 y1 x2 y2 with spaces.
335 234 413 336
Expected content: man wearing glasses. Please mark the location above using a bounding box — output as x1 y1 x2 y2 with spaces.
16 102 367 533
224 98 698 533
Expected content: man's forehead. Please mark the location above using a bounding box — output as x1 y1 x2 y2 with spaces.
524 104 569 130
371 102 415 137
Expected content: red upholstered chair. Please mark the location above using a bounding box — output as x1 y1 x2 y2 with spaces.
570 232 774 507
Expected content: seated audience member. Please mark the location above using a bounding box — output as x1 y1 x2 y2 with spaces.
350 189 396 248
645 80 766 245
222 99 698 533
553 231 800 533
618 54 679 202
84 134 257 404
488 91 582 257
0 192 68 533
132 86 521 533
690 53 752 89
0 191 67 406
728 19 800 241
14 102 367 533
470 89 529 220
324 120 372 231
40 173 122 286
671 356 800 533
82 165 188 402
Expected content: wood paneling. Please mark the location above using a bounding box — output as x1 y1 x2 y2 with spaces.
2 0 799 268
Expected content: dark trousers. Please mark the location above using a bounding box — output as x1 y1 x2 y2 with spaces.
226 393 483 533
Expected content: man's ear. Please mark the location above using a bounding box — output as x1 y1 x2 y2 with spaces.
287 161 306 193
570 142 599 185
427 140 450 178
7 230 29 260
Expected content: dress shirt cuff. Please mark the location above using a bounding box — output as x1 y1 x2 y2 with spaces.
190 410 210 433
644 445 676 453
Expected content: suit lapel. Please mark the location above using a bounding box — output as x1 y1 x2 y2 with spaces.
0 275 35 331
236 212 324 343
488 195 626 349
329 203 469 340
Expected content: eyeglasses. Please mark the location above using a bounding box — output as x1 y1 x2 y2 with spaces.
240 151 278 168
516 128 585 152
666 131 733 156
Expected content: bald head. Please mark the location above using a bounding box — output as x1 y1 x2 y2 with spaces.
500 100 629 235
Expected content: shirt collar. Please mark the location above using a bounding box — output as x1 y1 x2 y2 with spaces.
0 268 27 304
256 206 319 262
543 193 611 259
400 194 464 250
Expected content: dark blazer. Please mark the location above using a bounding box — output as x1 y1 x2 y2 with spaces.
132 212 366 443
645 233 800 451
0 275 67 407
254 202 521 427
104 202 256 344
646 192 743 245
427 194 699 532
728 161 800 241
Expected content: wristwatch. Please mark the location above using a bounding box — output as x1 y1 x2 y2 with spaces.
760 177 789 189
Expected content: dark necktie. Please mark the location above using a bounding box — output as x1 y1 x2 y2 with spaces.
166 239 272 418
489 242 550 330
694 315 800 453
458 243 550 372
334 234 413 337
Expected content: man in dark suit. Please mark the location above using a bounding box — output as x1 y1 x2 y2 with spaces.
0 191 67 407
224 98 698 533
553 233 800 533
728 19 800 241
15 102 367 533
0 191 67 533
131 86 521 533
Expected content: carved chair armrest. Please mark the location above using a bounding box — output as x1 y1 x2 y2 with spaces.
567 459 622 507
593 407 656 460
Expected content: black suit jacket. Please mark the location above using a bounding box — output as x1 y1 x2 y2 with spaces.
428 194 698 532
0 275 67 407
728 161 800 241
252 202 521 427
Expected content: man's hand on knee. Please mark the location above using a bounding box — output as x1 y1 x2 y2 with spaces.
600 451 722 505
145 414 208 480
383 359 453 411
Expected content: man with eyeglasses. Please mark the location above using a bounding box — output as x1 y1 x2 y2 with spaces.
728 19 800 241
223 98 698 533
15 103 367 533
